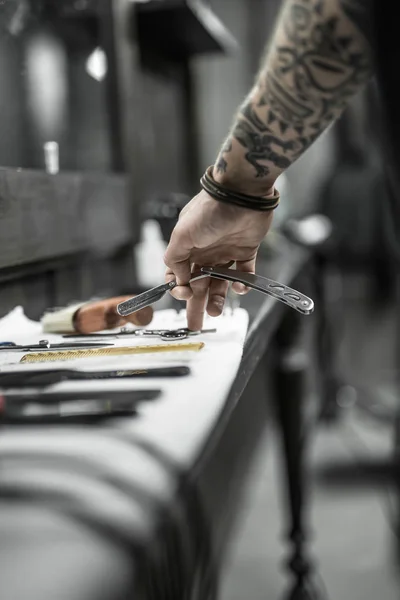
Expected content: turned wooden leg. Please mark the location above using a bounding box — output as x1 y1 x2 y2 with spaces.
272 308 323 600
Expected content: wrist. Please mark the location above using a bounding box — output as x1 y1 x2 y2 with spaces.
200 165 280 213
212 162 276 198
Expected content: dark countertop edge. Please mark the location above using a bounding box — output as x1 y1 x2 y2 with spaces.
189 246 310 479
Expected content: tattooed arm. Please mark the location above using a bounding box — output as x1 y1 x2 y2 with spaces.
164 0 375 329
215 0 373 195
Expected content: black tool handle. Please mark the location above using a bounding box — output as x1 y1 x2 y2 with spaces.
1 389 161 406
0 366 190 389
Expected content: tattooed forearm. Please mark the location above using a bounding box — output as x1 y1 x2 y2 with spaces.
214 0 373 193
215 139 232 174
241 102 269 132
232 119 294 177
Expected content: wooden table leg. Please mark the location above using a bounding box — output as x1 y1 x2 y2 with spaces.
272 308 324 600
313 255 343 423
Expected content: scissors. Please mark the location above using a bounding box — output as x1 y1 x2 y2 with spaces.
116 266 315 317
64 328 216 341
130 327 216 341
0 339 114 352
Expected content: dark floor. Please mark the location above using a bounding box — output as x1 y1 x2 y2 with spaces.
220 273 400 600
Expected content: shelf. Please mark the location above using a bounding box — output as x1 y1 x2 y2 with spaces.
55 0 238 58
135 0 238 58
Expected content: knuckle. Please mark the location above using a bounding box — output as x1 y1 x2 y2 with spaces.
163 250 171 267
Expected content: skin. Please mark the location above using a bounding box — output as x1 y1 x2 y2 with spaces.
164 0 374 330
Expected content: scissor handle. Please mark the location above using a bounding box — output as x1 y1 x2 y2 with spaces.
136 329 191 340
160 330 189 340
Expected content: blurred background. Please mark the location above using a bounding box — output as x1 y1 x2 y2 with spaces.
0 0 399 599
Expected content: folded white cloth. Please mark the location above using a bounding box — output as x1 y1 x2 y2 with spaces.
0 306 249 465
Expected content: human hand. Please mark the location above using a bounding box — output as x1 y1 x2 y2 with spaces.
164 190 273 330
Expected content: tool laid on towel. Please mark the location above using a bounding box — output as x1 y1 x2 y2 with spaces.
0 389 161 406
63 328 217 341
0 340 114 352
0 389 161 422
0 366 191 388
117 266 314 317
20 342 204 364
41 295 154 334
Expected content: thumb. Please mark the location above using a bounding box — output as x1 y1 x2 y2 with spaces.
232 257 257 295
164 226 193 284
164 226 194 301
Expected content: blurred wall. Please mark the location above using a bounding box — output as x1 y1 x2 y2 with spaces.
0 14 28 168
192 0 254 171
192 0 335 217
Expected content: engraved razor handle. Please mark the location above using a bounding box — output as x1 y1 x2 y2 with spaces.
199 266 314 315
117 281 177 317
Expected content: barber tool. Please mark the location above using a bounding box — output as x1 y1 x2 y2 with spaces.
0 389 161 406
116 266 314 317
63 328 217 341
20 342 204 364
0 401 138 423
0 340 114 352
0 366 191 388
0 389 161 423
42 295 153 334
131 327 217 340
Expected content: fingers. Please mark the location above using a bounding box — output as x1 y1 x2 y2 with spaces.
232 257 256 295
165 268 193 301
186 268 211 331
164 224 194 301
164 226 192 286
207 278 229 317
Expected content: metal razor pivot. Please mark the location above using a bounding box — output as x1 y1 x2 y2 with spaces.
117 268 314 317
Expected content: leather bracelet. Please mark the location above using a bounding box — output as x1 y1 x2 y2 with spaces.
200 165 280 212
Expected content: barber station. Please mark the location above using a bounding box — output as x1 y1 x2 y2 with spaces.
0 1 398 599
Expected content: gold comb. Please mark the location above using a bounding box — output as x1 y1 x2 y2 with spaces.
20 342 204 364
